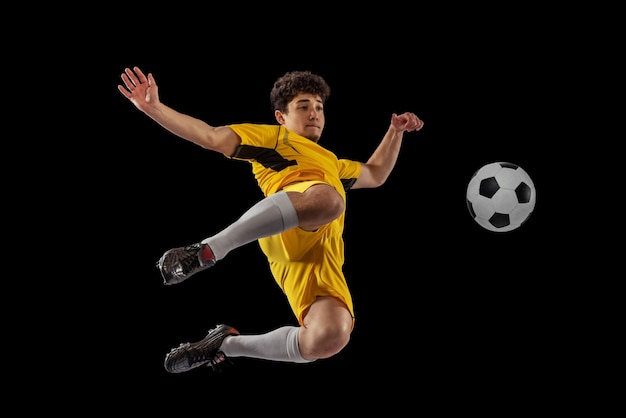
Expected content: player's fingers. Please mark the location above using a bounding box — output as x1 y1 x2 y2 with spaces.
117 84 131 98
134 66 149 84
120 73 136 92
409 119 424 132
411 121 423 131
124 67 143 88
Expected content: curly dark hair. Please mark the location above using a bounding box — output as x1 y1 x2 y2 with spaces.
270 71 331 113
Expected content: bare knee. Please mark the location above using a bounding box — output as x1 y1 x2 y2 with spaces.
315 186 345 221
300 321 352 360
299 297 354 360
288 184 345 230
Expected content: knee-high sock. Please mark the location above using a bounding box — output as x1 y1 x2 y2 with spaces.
219 326 312 363
202 191 299 261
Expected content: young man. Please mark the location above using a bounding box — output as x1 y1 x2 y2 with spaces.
118 66 424 373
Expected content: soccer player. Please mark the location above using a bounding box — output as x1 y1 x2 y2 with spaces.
118 66 424 373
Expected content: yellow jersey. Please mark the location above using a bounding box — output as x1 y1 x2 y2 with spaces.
227 123 361 325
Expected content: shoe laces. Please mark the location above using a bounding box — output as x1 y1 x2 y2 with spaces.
177 244 202 273
185 326 230 368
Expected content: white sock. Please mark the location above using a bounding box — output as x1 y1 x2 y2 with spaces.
202 191 299 261
220 326 312 363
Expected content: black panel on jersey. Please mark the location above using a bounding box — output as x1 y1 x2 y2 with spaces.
231 144 298 172
342 178 357 192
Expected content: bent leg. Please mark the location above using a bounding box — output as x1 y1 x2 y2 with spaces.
220 325 311 363
204 182 343 260
298 296 354 360
219 296 352 363
286 183 345 231
203 191 299 260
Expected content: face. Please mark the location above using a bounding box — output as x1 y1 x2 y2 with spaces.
275 93 325 142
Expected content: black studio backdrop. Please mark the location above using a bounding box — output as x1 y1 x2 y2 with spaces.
57 20 576 412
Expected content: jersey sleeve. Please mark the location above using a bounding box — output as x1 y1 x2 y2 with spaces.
337 159 361 192
227 123 281 152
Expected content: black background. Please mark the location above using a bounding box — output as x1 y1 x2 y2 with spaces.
29 7 603 414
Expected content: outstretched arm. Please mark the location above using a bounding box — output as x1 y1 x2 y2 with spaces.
352 112 424 189
118 66 240 155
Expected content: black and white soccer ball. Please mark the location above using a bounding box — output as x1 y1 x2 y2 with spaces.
466 161 536 232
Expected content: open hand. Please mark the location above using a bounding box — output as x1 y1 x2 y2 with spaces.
118 66 160 113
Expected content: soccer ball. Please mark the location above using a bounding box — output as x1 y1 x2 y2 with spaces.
466 161 536 232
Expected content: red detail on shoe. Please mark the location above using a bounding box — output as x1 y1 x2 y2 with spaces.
200 244 215 262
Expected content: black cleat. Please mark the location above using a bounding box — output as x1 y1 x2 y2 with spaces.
157 242 216 285
164 324 240 373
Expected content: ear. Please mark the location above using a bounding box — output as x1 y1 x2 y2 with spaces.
275 110 285 125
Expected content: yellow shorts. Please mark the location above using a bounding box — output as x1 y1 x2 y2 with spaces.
258 181 354 326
